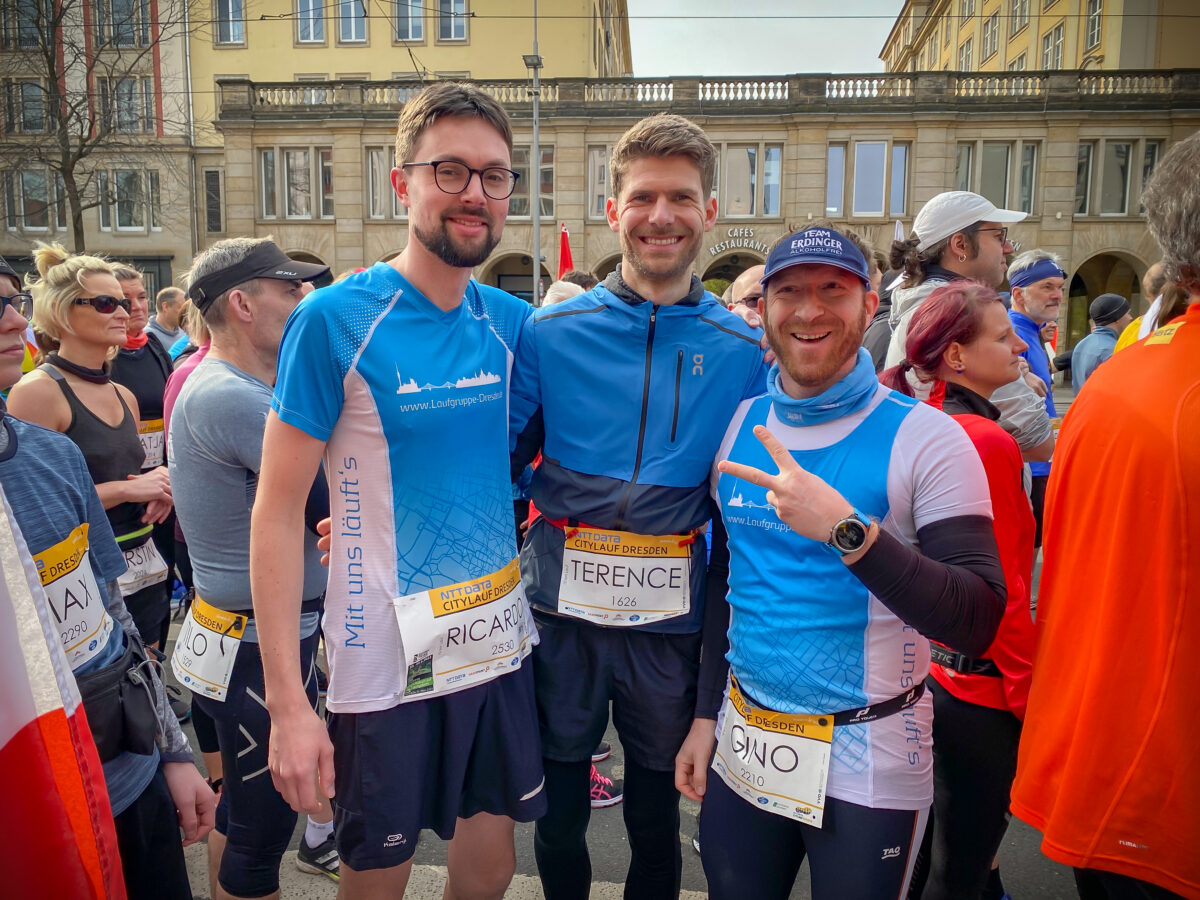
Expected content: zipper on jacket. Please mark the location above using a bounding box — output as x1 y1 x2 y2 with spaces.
670 349 682 443
616 305 657 526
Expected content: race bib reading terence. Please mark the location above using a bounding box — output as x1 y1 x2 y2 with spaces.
170 595 247 701
393 558 533 700
558 527 691 626
117 538 168 597
33 523 114 671
138 418 165 469
712 679 834 828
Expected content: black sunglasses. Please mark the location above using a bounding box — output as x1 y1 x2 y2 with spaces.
74 294 131 314
0 292 32 319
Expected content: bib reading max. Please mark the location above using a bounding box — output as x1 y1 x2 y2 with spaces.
272 265 535 714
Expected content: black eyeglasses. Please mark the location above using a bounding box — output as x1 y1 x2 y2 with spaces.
74 295 131 314
0 292 32 319
976 226 1010 244
402 160 521 200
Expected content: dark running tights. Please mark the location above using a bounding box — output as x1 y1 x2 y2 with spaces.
534 757 682 900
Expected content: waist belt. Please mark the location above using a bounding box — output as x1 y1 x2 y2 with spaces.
831 680 926 726
930 643 1003 677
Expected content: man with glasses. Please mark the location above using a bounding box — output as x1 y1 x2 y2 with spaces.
251 82 544 899
885 191 1055 465
728 263 765 311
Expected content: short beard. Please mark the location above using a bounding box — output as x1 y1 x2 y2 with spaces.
619 228 702 286
413 214 500 269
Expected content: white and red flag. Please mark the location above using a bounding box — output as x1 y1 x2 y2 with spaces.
0 490 125 899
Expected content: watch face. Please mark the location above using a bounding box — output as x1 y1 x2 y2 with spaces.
833 518 868 552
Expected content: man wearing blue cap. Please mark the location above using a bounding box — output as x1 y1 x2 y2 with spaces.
676 224 1006 899
1007 249 1066 548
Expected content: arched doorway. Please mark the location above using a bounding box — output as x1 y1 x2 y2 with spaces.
1066 250 1149 349
478 253 550 304
593 254 622 281
702 252 765 300
286 249 334 289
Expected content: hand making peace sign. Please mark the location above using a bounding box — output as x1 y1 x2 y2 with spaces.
717 425 877 561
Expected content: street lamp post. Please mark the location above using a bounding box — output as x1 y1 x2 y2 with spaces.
524 1 543 305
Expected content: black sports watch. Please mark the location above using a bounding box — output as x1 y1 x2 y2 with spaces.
826 509 873 556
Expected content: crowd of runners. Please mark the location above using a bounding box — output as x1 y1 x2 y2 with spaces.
3 81 1198 900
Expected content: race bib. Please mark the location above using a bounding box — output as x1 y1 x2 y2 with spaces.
33 523 115 670
138 418 165 469
117 537 168 597
558 527 691 626
712 679 834 828
170 595 247 701
393 558 533 700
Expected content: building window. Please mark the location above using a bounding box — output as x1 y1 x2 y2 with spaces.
395 0 422 40
510 145 553 218
4 167 66 230
216 0 243 44
721 143 783 218
297 0 323 42
982 14 999 60
438 0 466 41
1099 142 1131 215
96 0 151 47
961 0 975 18
203 169 223 233
100 77 155 133
115 169 144 229
827 140 907 219
92 169 158 231
958 38 973 70
366 147 406 219
1011 0 1029 34
1139 141 1161 214
1074 144 1092 215
1041 22 1064 69
944 17 950 47
2 0 49 49
587 146 608 219
338 0 365 42
1085 0 1102 50
260 146 334 220
5 80 52 133
956 141 1038 214
1008 54 1027 71
825 145 845 216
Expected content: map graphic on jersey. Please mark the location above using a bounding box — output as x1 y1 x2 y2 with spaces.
395 366 502 394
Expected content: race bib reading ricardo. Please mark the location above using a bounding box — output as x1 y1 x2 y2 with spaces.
712 679 834 828
393 558 533 700
558 527 691 626
33 524 114 671
138 418 165 469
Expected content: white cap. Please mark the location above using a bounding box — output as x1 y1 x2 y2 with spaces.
913 191 1027 251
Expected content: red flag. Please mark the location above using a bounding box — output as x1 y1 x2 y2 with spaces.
0 491 126 899
557 222 574 279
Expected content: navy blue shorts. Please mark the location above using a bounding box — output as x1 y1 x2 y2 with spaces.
699 774 928 900
532 610 701 771
328 663 546 871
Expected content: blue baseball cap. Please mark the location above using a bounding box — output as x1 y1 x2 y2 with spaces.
762 228 871 290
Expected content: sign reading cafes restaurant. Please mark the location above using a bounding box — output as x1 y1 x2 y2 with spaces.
709 227 773 257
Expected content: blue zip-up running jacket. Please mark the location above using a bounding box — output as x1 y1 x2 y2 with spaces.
510 268 767 633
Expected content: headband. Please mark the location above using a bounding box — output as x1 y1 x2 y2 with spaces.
1009 258 1065 289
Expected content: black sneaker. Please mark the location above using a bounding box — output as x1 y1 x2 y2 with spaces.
591 740 611 762
296 833 339 881
589 765 623 808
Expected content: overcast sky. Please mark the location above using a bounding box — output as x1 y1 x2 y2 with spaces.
626 0 899 77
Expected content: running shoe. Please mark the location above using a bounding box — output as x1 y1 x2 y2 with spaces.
591 740 611 762
589 765 623 808
296 833 340 881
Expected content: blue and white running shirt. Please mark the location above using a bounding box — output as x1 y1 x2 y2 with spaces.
713 383 992 810
273 265 532 713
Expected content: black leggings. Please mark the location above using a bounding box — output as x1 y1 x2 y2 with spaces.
534 757 681 900
700 772 928 900
919 680 1021 900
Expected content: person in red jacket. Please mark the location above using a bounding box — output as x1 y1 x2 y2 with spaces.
882 280 1036 900
1011 131 1200 900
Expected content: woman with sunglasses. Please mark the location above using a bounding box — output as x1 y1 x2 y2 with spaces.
881 281 1037 900
8 243 174 655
